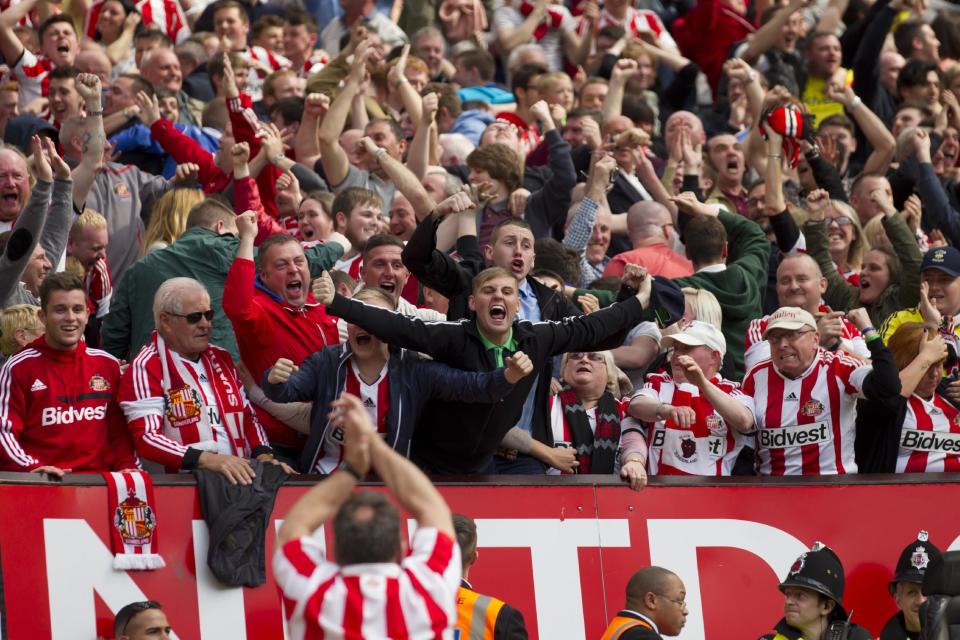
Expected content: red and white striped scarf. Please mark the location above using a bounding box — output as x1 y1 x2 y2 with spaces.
759 105 810 169
154 333 250 457
103 471 165 570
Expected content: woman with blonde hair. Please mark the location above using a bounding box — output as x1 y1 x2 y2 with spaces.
141 188 205 254
803 190 869 286
856 322 960 473
0 305 42 360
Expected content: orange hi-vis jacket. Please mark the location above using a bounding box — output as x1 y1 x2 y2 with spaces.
455 586 505 640
600 614 655 640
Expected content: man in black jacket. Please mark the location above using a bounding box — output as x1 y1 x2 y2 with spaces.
312 263 683 475
403 193 581 324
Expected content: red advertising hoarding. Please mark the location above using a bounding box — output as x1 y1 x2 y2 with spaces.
2 474 959 640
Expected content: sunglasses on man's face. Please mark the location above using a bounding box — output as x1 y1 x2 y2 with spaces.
168 309 215 324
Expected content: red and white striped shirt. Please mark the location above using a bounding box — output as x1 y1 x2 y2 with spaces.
85 258 113 319
334 253 363 281
85 0 189 43
311 360 389 473
576 5 677 51
299 50 329 78
742 349 871 475
897 394 960 473
636 373 752 476
13 49 52 110
273 526 461 640
744 305 868 372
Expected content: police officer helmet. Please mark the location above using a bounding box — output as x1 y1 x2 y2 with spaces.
891 530 941 587
779 542 846 611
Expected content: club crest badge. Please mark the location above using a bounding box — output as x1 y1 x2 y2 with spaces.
164 385 202 428
89 374 110 392
801 400 824 417
114 488 156 547
706 414 725 436
790 553 807 575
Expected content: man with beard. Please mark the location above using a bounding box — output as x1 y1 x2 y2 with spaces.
0 272 137 476
120 277 293 482
223 212 340 454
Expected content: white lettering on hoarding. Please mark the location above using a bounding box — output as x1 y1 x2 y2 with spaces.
647 519 808 640
464 518 631 640
192 520 247 639
43 519 180 640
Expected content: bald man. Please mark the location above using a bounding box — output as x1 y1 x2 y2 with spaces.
603 201 693 279
600 566 688 639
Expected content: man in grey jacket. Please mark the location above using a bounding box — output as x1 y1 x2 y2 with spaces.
0 136 73 307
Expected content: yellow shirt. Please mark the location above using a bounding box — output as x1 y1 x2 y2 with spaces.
802 69 855 127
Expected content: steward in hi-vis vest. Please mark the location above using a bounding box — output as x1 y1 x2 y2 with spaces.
600 566 688 640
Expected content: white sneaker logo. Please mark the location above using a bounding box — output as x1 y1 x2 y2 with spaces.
30 379 47 392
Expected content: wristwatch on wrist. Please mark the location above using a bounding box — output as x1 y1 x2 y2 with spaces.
271 152 286 165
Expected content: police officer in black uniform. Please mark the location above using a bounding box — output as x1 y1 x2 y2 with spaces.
760 542 872 640
879 530 942 640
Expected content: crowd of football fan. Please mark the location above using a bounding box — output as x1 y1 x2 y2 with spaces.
3 0 960 485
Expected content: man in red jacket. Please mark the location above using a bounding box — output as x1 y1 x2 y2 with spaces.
0 272 137 476
223 211 340 455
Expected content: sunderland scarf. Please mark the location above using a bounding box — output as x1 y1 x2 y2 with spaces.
559 388 621 473
103 471 165 570
519 1 565 40
759 105 814 169
154 332 251 457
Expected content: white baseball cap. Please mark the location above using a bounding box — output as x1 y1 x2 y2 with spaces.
662 320 726 357
763 306 817 337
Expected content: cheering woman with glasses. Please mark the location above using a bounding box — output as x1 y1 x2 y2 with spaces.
531 349 649 490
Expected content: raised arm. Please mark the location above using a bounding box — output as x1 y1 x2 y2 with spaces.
294 93 328 168
564 155 616 252
400 191 478 297
740 0 807 65
601 59 637 123
496 0 549 52
316 271 463 357
387 46 422 125
0 0 38 65
525 101 578 232
317 42 370 188
825 82 895 175
72 74 106 211
0 138 50 305
359 135 435 219
408 92 437 184
277 394 377 545
898 332 947 398
912 129 960 247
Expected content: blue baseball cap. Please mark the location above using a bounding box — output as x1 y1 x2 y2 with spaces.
922 247 960 278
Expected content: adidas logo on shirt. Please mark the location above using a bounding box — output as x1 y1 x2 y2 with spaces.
363 397 375 408
785 392 798 401
30 379 47 392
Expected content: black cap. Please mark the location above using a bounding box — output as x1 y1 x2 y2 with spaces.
780 542 846 610
921 247 960 278
892 530 941 585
